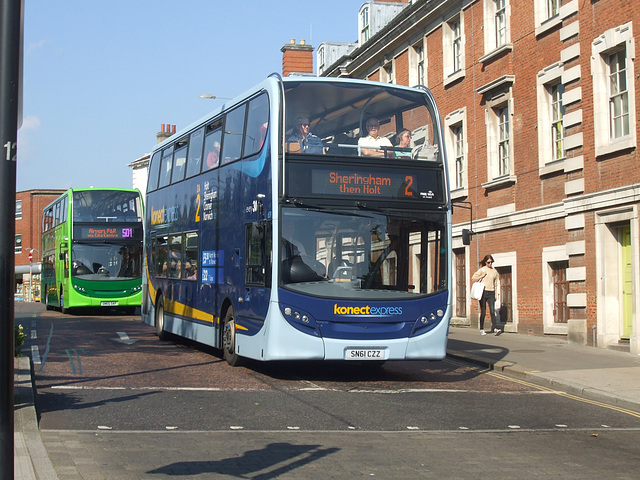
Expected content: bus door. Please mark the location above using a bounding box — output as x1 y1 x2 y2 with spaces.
242 219 272 318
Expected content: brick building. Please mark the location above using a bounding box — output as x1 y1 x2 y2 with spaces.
284 0 639 353
15 189 66 300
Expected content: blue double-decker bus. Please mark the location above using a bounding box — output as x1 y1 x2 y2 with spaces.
142 76 452 365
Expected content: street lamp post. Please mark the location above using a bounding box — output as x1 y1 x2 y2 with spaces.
199 94 232 100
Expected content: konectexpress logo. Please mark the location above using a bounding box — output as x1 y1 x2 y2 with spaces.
333 304 403 317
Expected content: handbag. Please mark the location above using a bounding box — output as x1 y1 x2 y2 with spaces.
470 281 485 300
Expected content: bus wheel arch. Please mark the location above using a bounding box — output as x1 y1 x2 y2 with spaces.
155 292 168 340
221 302 241 366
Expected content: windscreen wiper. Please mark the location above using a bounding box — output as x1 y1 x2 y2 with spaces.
355 201 384 213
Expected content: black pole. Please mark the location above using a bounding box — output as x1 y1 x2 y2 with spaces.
0 0 22 477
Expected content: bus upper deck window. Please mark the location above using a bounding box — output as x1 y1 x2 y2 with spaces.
223 104 246 163
147 151 161 192
185 128 205 178
244 93 269 157
158 148 173 189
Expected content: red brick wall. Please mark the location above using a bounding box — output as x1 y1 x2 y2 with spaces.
324 0 640 341
15 190 66 266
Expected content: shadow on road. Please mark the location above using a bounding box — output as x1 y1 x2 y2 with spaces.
147 442 340 478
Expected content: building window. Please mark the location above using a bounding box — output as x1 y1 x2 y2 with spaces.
479 77 515 187
483 0 511 57
318 46 325 72
608 49 630 140
497 105 510 176
547 0 561 18
15 234 22 254
534 0 563 36
452 19 462 72
360 6 370 43
443 13 465 84
410 41 426 87
551 261 569 324
537 63 565 169
550 83 565 161
15 200 22 220
444 108 467 197
592 22 636 157
417 46 425 85
453 126 465 189
495 0 507 47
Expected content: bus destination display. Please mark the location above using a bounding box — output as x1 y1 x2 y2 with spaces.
74 225 143 240
287 163 443 203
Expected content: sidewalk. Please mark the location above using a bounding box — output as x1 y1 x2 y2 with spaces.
14 356 58 480
446 326 640 411
13 324 640 479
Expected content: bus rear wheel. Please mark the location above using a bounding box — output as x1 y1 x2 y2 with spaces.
222 308 241 366
156 295 168 340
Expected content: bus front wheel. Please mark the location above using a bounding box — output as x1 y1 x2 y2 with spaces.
222 308 241 366
156 295 168 341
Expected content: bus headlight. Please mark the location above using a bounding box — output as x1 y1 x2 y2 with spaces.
280 304 320 335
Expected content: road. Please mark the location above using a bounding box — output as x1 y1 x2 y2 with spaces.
16 303 640 479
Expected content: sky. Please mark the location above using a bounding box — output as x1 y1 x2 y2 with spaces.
17 0 364 192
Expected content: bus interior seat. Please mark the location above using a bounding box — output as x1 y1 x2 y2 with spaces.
326 133 358 156
328 258 353 279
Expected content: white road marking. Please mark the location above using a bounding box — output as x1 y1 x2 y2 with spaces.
31 345 41 365
114 332 137 345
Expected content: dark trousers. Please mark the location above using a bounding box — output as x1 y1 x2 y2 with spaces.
479 290 497 331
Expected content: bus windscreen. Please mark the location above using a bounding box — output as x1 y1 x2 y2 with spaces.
72 190 142 222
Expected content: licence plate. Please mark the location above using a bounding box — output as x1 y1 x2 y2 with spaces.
345 349 385 360
101 301 118 306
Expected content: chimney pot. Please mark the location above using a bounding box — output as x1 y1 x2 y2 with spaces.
281 38 314 77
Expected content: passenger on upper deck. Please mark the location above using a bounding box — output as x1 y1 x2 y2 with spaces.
205 141 220 169
394 129 412 158
358 118 392 157
287 117 325 154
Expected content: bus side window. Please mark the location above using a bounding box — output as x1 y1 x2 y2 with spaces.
222 104 246 164
244 93 269 157
185 128 205 178
203 127 222 170
60 198 67 223
158 147 173 189
154 236 168 277
171 143 187 184
169 235 183 278
147 152 162 192
184 232 198 280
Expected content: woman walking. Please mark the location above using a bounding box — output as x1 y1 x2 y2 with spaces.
471 254 501 335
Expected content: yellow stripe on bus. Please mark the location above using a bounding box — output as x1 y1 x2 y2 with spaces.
148 275 218 325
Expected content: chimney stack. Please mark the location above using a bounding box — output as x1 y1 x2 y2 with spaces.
156 123 176 144
281 38 314 77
